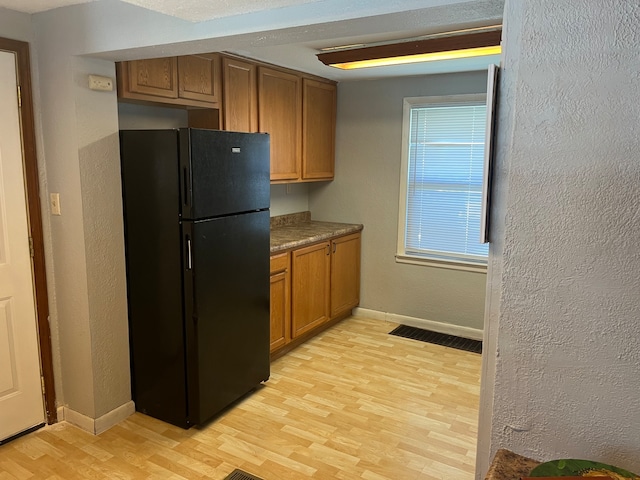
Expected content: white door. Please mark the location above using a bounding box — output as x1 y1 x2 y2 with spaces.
0 50 45 441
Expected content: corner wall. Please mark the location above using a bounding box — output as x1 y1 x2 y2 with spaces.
31 9 132 422
0 8 32 42
309 71 488 331
478 1 640 476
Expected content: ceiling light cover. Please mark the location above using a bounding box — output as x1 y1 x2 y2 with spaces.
317 28 502 70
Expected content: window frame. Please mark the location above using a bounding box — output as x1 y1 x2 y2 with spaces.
396 93 488 273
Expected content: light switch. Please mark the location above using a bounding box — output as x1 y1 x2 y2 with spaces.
50 193 61 216
88 74 114 91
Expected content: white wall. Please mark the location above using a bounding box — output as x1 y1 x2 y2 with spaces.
477 1 640 476
310 72 488 331
117 103 188 129
270 184 310 217
0 8 32 42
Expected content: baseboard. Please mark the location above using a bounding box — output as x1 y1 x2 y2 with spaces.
57 401 135 435
352 307 484 341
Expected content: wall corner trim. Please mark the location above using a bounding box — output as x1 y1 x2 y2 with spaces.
352 307 484 341
58 401 135 435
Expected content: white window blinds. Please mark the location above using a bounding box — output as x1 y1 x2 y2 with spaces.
403 99 489 263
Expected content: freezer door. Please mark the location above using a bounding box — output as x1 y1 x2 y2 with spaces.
183 210 270 424
180 129 270 219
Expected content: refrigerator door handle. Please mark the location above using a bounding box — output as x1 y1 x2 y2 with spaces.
186 236 193 270
182 166 190 208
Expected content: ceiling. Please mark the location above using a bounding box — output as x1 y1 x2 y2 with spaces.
0 0 503 81
0 0 322 19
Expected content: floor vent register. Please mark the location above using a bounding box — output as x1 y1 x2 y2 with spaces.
224 469 264 480
389 325 482 354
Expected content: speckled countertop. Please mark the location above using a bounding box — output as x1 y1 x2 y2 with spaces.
270 211 363 254
484 449 541 480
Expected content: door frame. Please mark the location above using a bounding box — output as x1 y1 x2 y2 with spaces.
0 37 56 424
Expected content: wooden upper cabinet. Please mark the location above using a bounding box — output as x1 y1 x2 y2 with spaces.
222 56 258 133
302 78 336 181
258 67 302 182
177 53 221 104
117 55 221 108
118 53 338 184
128 57 178 98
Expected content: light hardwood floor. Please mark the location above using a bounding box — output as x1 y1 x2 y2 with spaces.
0 316 481 479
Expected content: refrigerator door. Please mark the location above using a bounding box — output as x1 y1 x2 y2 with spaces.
120 129 190 428
183 210 270 424
180 129 270 220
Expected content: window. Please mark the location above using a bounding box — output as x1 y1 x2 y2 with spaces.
397 94 488 270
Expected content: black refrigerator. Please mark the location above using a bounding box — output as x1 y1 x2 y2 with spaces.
119 128 270 428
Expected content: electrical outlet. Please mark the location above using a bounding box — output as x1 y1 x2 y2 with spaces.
88 74 114 92
50 193 61 216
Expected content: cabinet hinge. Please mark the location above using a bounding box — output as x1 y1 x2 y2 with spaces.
28 236 34 258
17 85 22 108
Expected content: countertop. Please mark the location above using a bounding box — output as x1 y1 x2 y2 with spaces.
484 449 541 480
270 212 363 254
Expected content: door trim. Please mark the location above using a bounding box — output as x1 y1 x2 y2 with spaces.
0 37 56 424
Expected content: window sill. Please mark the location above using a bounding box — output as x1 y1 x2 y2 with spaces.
395 254 487 273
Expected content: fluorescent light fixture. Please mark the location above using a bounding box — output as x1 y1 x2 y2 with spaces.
330 45 501 70
317 27 502 70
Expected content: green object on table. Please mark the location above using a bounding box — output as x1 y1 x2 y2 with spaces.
529 459 639 478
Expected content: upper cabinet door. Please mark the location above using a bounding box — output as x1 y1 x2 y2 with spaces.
222 56 258 133
178 54 221 104
302 78 336 181
258 67 302 182
128 57 178 99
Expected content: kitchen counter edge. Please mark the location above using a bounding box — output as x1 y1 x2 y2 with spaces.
270 221 363 254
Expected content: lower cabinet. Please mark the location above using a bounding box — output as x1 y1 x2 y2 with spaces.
330 233 361 318
291 241 331 338
269 231 361 356
269 252 290 352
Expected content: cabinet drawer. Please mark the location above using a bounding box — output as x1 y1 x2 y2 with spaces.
270 252 289 274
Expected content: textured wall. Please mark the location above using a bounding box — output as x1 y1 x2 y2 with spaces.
309 72 488 330
75 57 131 418
31 15 97 416
478 1 640 476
